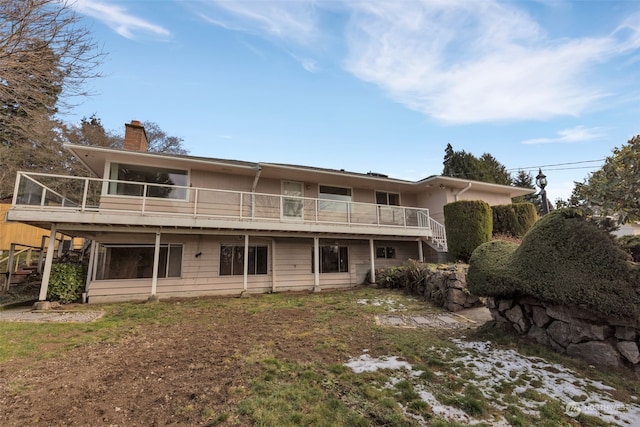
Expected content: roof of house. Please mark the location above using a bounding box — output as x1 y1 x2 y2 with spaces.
65 144 535 197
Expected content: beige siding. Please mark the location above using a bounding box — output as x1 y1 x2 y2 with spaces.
273 239 315 292
416 190 449 224
87 233 426 303
190 170 253 192
456 190 512 206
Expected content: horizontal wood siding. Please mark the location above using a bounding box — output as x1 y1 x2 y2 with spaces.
87 235 419 302
273 240 315 292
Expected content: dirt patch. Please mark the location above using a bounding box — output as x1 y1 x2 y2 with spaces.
0 294 395 426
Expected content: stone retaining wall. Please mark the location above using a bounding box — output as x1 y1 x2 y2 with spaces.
488 296 640 368
418 265 483 312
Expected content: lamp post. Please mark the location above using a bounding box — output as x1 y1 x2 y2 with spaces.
535 168 549 215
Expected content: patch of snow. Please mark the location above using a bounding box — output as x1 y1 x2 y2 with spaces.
451 339 640 426
345 339 640 426
344 354 414 374
355 297 407 312
418 389 472 423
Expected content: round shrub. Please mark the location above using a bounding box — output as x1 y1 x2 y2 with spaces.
468 209 639 318
444 200 492 263
47 262 85 304
467 240 521 296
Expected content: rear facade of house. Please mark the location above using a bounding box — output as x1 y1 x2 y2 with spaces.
5 121 532 303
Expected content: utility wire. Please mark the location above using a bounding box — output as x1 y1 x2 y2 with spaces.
506 159 605 172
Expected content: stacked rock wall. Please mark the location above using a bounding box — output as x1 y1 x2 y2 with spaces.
489 296 639 368
418 265 483 312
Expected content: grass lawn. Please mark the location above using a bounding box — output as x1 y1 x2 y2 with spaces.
0 287 638 426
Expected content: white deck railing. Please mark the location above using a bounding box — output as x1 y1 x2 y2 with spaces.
11 171 438 232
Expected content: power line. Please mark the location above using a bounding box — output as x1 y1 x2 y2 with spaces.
506 159 605 172
514 166 602 172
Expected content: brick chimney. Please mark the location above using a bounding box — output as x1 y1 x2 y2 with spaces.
123 120 148 152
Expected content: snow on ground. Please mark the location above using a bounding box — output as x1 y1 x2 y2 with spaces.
451 339 640 426
344 354 414 374
345 340 640 426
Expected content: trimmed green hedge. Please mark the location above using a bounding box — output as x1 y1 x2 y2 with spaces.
47 263 85 304
468 209 639 318
492 203 537 238
444 200 492 262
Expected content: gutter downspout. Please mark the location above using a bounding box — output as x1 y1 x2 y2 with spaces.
453 182 472 201
251 165 262 193
251 165 262 218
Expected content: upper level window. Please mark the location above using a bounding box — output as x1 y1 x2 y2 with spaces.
376 191 400 206
319 185 352 211
108 163 188 200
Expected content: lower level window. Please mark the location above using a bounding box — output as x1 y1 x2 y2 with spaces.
376 246 396 259
96 244 182 279
312 245 349 273
220 245 268 275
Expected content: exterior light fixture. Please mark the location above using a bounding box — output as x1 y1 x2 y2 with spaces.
536 168 549 215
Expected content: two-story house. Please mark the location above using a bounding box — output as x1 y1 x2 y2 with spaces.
6 121 534 303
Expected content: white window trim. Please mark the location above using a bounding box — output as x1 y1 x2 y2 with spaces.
102 161 191 202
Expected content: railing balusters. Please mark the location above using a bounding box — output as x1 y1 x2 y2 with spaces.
141 184 147 214
82 178 89 211
193 188 199 218
10 171 444 243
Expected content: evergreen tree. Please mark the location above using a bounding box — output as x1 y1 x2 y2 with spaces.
442 144 512 185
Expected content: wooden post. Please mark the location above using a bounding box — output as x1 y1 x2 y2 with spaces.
151 232 161 296
313 237 320 292
271 239 277 293
6 243 16 291
37 235 47 274
85 240 96 296
243 234 249 292
369 239 376 284
39 224 57 301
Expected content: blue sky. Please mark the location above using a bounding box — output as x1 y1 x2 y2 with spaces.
65 0 640 203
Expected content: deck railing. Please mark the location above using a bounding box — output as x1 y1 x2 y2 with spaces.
11 172 436 232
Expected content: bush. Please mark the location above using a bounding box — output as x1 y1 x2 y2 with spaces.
512 203 538 237
468 209 639 318
374 260 429 293
467 240 521 296
618 235 640 262
374 266 404 288
444 200 492 262
47 263 85 304
492 205 518 236
492 203 537 238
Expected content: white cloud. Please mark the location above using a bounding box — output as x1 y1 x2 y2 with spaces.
195 0 319 44
71 0 170 39
288 52 319 73
190 0 640 123
343 0 629 123
521 126 604 144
